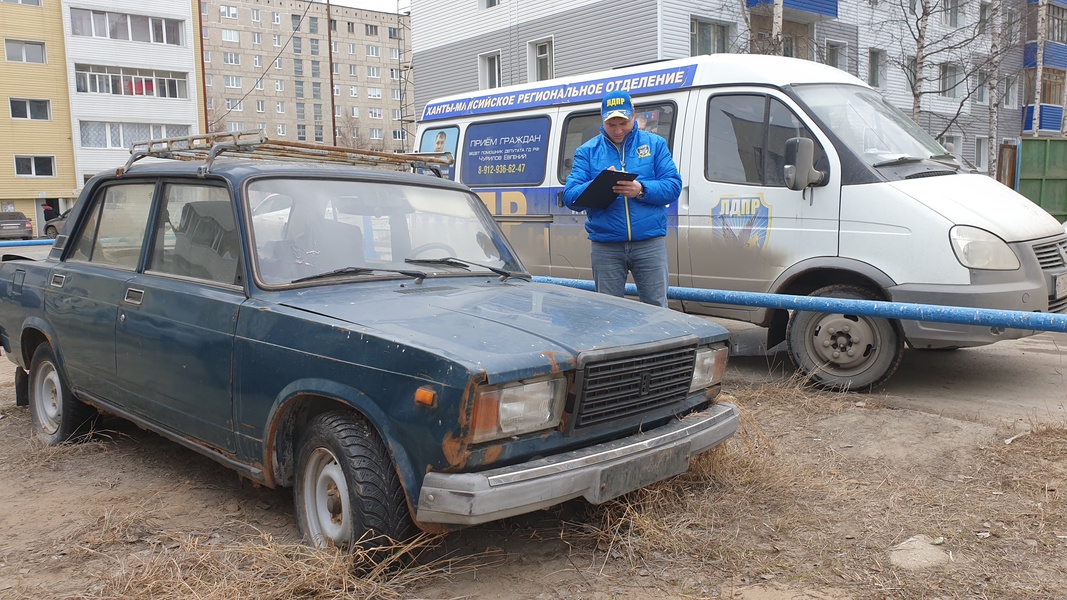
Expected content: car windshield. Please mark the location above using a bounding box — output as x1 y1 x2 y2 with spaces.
0 212 27 220
247 178 525 285
793 84 955 168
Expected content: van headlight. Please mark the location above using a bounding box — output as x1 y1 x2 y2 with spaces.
470 376 566 443
690 345 729 393
949 226 1019 270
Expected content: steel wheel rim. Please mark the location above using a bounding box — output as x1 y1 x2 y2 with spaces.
32 362 61 435
302 447 351 548
805 312 881 376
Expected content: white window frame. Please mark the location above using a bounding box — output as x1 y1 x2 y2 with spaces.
479 50 501 89
974 136 989 172
14 155 55 177
528 38 553 82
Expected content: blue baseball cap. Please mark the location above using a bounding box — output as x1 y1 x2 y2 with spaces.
601 90 634 122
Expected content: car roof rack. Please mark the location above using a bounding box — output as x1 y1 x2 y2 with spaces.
120 131 454 178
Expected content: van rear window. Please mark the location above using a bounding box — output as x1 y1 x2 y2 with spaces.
461 117 550 186
418 126 459 180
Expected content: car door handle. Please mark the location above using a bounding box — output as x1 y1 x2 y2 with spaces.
49 273 65 288
124 288 144 305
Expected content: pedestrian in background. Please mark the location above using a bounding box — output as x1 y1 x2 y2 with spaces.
562 90 682 307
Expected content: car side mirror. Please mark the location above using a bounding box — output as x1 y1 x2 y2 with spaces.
784 137 827 191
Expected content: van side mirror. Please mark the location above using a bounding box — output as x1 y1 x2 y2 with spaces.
783 137 826 191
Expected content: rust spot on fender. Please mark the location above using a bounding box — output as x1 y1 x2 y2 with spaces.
541 350 576 373
440 432 470 469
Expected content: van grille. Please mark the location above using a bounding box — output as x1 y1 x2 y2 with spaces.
572 347 696 429
1033 238 1067 270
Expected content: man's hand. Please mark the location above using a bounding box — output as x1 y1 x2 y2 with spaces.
607 166 644 198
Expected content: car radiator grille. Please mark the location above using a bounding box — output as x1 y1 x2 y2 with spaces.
1032 237 1067 314
572 346 696 429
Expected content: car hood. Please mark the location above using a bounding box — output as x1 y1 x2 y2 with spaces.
273 278 726 383
887 174 1064 242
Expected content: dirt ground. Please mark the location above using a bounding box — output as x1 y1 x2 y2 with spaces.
1 368 1065 599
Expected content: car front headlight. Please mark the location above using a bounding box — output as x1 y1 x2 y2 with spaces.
690 345 729 393
949 226 1019 270
470 376 566 443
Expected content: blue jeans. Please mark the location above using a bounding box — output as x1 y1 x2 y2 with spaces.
590 237 668 308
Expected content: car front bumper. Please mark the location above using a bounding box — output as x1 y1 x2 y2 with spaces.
415 401 739 525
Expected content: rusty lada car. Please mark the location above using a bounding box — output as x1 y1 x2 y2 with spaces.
0 133 738 549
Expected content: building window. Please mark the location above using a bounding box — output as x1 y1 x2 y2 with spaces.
333 63 339 75
312 82 321 99
370 128 383 140
229 122 244 132
293 37 302 54
252 32 261 45
272 12 280 25
1005 75 1017 107
369 107 383 119
939 134 961 157
905 55 917 92
4 0 42 4
365 24 378 36
330 19 337 31
5 39 45 63
313 104 322 121
77 13 145 38
310 39 319 55
366 44 380 57
351 106 359 118
368 87 382 99
252 9 260 22
942 0 960 27
222 29 239 43
9 98 50 120
291 14 302 32
392 129 406 140
480 52 501 89
825 41 846 70
940 63 960 97
295 80 304 98
14 155 55 177
273 34 282 47
277 101 285 113
220 5 237 19
309 16 318 34
74 64 189 99
224 75 241 88
79 121 189 148
311 60 320 78
391 88 401 101
1048 5 1067 44
294 59 304 76
392 108 402 120
484 0 500 7
529 40 553 81
277 123 286 136
254 55 262 68
975 69 989 104
256 100 265 112
348 43 355 55
223 52 240 65
390 67 401 80
979 2 990 34
367 66 381 78
691 18 727 55
350 85 358 97
868 49 884 88
297 124 306 141
296 102 305 119
204 50 211 63
391 47 401 60
314 124 323 142
205 74 212 86
275 79 284 91
333 84 339 96
347 22 355 33
388 27 400 39
974 136 988 172
226 99 243 111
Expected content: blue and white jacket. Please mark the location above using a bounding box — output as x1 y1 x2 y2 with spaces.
562 126 681 243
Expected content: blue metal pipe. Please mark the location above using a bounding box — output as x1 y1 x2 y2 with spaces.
532 276 1067 334
0 239 53 247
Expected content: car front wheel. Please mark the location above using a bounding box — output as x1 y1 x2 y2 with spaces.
294 411 414 550
45 225 58 239
28 344 97 444
786 284 904 392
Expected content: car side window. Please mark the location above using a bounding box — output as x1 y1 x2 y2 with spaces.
558 101 676 183
148 184 240 285
706 94 825 187
68 183 155 269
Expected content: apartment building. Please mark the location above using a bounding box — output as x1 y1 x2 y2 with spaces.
2 0 79 235
408 0 1031 175
200 0 413 152
62 0 205 188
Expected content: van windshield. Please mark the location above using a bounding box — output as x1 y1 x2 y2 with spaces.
792 84 955 169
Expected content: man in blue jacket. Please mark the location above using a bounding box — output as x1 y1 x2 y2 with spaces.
563 90 682 308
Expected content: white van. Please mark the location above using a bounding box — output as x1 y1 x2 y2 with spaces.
415 54 1067 390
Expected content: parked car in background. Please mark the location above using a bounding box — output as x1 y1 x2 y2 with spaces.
0 212 33 240
0 132 739 551
44 209 71 239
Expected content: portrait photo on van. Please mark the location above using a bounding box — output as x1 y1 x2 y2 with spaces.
418 127 458 178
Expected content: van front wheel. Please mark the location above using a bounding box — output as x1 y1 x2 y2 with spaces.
786 284 903 392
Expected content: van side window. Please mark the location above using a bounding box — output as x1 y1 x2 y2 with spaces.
417 126 459 180
558 102 676 182
706 95 825 187
461 117 551 186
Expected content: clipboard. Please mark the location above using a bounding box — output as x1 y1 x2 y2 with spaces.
573 169 638 209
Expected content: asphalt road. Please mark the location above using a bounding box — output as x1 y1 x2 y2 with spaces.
7 241 1064 428
721 319 1067 428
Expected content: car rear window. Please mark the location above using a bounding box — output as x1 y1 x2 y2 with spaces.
0 212 27 220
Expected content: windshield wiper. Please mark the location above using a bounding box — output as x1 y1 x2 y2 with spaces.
291 266 427 284
872 155 926 168
405 256 532 281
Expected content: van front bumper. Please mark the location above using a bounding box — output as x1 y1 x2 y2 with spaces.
415 401 739 526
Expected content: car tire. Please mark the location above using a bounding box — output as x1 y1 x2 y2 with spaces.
786 284 904 392
28 344 98 445
294 411 414 551
45 226 58 239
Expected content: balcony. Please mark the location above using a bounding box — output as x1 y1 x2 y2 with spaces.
1023 104 1064 135
746 0 837 19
